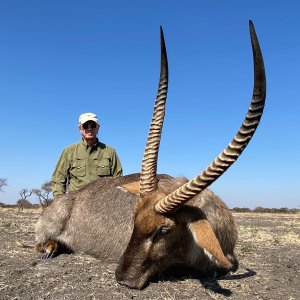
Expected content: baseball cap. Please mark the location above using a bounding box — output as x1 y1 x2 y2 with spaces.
78 113 99 125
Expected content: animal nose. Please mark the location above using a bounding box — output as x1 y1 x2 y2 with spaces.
115 270 147 290
116 279 146 290
117 279 135 289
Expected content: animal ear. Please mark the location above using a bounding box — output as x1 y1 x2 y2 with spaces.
188 219 233 270
120 181 140 195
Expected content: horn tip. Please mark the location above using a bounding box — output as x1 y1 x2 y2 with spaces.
160 26 164 37
249 20 256 35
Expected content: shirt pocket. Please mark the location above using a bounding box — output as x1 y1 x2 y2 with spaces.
70 160 86 177
95 158 111 176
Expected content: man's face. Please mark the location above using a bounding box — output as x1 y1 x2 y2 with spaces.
79 121 99 141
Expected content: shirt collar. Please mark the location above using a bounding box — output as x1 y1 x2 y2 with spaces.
81 138 99 150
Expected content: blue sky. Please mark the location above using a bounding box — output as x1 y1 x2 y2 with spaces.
0 1 299 208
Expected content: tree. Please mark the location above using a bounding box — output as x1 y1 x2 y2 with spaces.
0 178 8 192
33 181 53 207
16 199 33 209
18 188 33 210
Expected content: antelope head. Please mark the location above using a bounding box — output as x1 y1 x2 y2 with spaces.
116 21 266 289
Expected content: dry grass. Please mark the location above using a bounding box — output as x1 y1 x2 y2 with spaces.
0 208 299 299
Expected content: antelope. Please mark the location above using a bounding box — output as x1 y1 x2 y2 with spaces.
35 20 266 290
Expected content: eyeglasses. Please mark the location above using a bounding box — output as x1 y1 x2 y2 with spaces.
82 123 97 130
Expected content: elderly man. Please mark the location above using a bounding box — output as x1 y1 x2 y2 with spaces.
51 112 123 198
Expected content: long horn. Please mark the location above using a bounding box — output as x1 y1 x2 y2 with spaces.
155 20 266 214
140 26 169 195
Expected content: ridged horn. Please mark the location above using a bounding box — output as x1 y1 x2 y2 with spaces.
155 20 266 214
140 26 169 195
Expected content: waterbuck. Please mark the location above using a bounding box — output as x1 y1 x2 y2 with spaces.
35 20 266 290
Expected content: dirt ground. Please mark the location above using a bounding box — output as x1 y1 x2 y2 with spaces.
0 208 299 300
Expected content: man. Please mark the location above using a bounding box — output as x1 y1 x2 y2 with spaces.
51 112 123 198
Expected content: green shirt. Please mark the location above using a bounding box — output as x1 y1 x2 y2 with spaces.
51 140 123 198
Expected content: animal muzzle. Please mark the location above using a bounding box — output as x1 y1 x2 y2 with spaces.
115 244 160 290
115 259 151 290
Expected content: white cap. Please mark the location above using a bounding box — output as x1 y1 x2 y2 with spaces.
78 112 99 125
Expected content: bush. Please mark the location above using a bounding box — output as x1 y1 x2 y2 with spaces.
16 199 33 209
231 207 252 213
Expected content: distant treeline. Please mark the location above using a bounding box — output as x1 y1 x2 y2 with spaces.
231 206 300 214
0 199 53 209
0 202 40 209
1 201 299 214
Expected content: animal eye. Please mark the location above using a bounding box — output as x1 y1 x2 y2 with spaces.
151 226 172 242
159 226 170 235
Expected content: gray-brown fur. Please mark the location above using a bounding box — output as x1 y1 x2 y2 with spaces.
36 174 139 261
36 174 180 260
36 173 238 289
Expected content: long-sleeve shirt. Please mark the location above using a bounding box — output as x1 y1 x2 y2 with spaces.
51 139 123 198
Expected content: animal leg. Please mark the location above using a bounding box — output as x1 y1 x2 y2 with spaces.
36 240 60 259
216 254 239 277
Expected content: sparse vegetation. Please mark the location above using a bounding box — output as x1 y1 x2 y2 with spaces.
33 181 53 207
0 203 39 209
0 206 299 299
244 225 259 236
0 178 8 192
231 207 252 213
0 221 11 228
16 199 33 209
17 189 33 210
240 242 253 254
0 179 53 209
231 207 300 214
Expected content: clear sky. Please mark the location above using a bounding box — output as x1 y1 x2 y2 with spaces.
0 1 299 208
